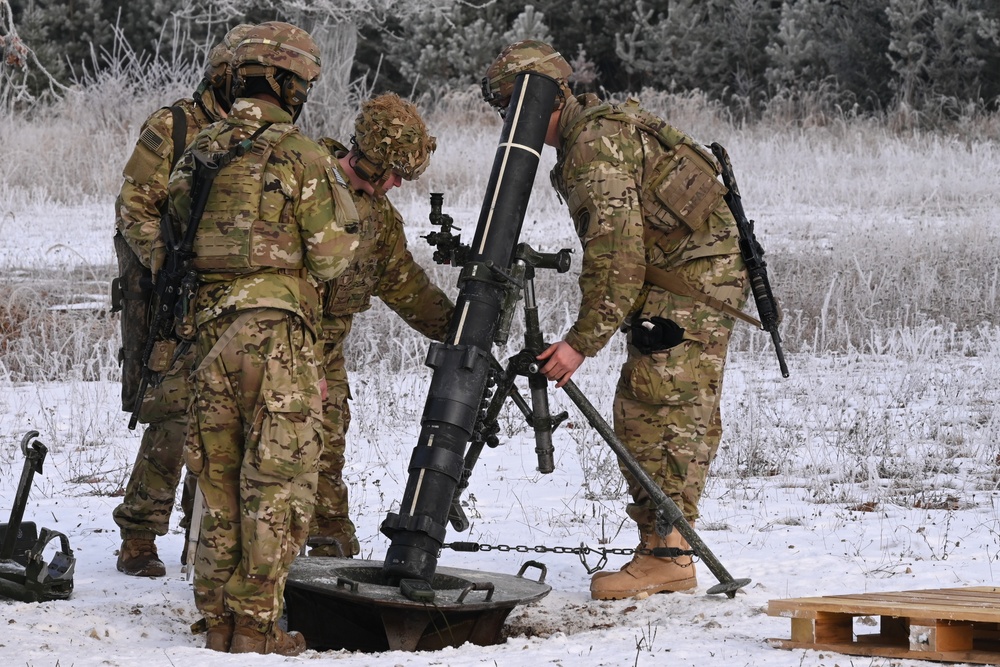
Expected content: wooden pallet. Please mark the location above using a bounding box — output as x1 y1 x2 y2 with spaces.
767 586 1000 664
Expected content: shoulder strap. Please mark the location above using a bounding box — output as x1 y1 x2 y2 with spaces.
168 105 187 171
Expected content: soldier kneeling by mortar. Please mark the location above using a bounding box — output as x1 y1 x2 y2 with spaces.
483 41 750 600
308 93 454 558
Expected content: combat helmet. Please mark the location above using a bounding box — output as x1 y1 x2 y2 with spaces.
203 23 255 112
482 40 573 114
352 93 436 183
232 21 321 111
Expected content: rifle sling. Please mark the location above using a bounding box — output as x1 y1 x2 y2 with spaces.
643 265 760 329
192 310 259 375
168 106 186 171
642 224 761 329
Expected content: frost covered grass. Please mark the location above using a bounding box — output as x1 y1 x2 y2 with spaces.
2 92 1000 507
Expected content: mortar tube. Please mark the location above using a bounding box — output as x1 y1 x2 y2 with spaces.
381 72 559 585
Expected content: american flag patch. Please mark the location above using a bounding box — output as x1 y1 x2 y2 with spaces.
139 128 163 153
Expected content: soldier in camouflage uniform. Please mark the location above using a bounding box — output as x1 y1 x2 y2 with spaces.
168 21 358 655
484 41 749 600
112 23 254 579
307 93 454 558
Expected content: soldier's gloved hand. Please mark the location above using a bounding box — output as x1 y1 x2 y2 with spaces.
630 317 685 355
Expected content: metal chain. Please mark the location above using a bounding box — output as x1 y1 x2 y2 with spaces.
443 540 697 575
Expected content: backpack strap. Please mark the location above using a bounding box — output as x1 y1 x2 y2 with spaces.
167 105 187 171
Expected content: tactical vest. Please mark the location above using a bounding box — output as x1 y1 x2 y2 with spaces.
192 124 305 273
323 196 392 317
558 98 727 239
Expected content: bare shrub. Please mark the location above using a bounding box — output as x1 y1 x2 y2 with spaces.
0 268 118 382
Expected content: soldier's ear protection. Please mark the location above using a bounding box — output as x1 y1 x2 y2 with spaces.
348 139 386 185
278 72 312 107
483 71 567 120
231 65 312 108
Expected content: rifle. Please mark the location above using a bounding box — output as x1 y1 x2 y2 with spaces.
710 143 789 378
128 131 262 429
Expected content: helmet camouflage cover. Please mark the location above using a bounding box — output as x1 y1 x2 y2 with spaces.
354 93 436 180
232 21 321 83
204 23 255 104
483 39 572 111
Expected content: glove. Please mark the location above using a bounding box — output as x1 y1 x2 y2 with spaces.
630 317 685 355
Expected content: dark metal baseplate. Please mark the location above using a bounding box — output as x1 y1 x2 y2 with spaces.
284 557 551 652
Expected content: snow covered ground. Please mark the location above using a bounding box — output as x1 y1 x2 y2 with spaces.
1 200 998 666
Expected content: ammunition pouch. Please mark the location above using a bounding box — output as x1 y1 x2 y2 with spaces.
642 143 727 234
147 339 179 373
629 316 685 355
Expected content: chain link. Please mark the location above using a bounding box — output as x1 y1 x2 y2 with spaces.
443 540 696 575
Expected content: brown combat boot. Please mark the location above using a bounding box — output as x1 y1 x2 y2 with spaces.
204 616 234 652
590 527 697 600
229 615 306 656
116 533 166 578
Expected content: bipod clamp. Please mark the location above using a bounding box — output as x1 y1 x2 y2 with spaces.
0 431 76 602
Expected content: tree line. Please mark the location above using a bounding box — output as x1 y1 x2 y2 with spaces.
3 0 999 124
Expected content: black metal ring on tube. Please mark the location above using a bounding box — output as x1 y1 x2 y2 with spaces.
381 72 559 585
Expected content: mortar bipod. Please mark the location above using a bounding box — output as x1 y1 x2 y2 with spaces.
448 243 572 532
0 431 76 602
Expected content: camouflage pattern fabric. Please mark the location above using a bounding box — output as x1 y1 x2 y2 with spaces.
188 309 323 626
312 139 454 551
550 92 748 523
173 97 357 626
353 94 437 180
232 21 321 84
169 98 359 334
614 253 746 526
112 87 222 540
112 344 194 537
313 328 356 553
117 91 219 271
483 39 573 110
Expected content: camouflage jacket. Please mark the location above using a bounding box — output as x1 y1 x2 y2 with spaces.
551 93 740 357
116 86 222 269
318 139 453 349
168 99 359 332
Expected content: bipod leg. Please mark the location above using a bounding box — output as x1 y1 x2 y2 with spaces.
560 381 750 598
448 357 522 531
1 431 47 560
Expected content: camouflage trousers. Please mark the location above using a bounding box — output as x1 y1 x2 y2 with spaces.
311 336 360 555
614 252 747 531
188 308 323 627
113 345 196 540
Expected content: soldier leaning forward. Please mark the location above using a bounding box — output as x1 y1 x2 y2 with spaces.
168 21 358 656
307 93 454 558
111 23 254 579
483 40 749 601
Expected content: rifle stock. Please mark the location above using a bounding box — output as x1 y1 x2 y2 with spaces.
710 143 789 378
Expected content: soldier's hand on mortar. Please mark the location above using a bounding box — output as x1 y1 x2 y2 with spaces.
537 341 584 388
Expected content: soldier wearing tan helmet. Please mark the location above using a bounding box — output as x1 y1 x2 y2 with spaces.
112 22 254 581
169 21 359 655
484 40 749 600
307 93 454 558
